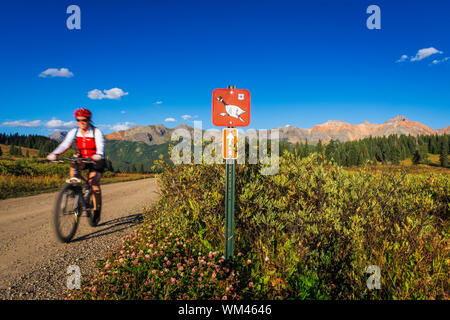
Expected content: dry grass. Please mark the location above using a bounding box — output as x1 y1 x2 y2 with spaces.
345 155 449 176
0 144 39 158
0 173 155 200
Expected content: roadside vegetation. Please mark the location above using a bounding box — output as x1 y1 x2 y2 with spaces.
283 134 449 169
0 157 154 199
0 134 157 199
70 152 449 300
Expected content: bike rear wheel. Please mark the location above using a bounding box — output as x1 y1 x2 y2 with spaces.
54 184 81 243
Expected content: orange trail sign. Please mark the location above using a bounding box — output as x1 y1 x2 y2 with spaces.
212 88 250 127
223 128 238 160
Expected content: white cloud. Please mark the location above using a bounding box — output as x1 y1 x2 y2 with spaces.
120 110 126 114
39 68 74 78
110 122 134 131
87 89 105 100
88 88 128 100
431 57 450 65
181 115 192 120
396 55 408 63
1 120 42 127
165 117 176 122
97 122 135 131
154 101 163 105
410 47 443 62
45 119 77 130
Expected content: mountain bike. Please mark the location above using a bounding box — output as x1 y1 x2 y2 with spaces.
52 157 99 243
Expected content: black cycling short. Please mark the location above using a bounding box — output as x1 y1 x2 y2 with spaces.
85 159 106 174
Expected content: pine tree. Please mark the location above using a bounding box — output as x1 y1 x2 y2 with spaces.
420 144 429 164
440 135 449 167
325 139 337 161
294 142 301 158
106 159 114 172
391 147 401 165
303 139 309 158
38 147 46 158
316 140 324 154
9 144 16 156
412 149 421 165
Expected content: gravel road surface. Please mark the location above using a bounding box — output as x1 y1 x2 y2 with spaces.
0 178 159 300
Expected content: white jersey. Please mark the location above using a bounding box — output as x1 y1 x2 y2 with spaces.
51 126 105 158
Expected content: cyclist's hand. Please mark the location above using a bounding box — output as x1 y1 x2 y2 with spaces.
92 154 102 161
47 153 57 161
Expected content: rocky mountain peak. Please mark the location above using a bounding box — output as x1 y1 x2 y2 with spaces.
99 116 444 146
385 115 409 123
48 131 68 143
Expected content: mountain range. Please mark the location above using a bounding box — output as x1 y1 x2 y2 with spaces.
49 116 449 145
98 116 449 145
47 116 448 171
275 116 449 144
104 123 194 145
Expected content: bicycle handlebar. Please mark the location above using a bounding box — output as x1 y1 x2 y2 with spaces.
48 157 96 164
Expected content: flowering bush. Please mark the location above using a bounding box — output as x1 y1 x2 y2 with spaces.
69 223 243 300
70 153 449 300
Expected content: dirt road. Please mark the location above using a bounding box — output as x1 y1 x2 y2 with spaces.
0 178 159 300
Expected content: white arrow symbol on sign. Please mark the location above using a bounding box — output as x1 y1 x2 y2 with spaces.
227 132 234 158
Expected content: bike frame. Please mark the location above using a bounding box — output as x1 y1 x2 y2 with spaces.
52 157 95 210
52 156 100 242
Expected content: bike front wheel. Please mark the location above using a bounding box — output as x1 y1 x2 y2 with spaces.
54 184 81 243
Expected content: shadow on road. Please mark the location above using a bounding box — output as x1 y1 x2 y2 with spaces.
71 213 144 243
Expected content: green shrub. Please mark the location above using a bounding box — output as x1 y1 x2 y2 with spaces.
102 170 116 178
0 159 69 177
73 153 449 300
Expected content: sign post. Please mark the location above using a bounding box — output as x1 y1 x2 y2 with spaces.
212 85 250 263
223 126 237 261
224 152 236 261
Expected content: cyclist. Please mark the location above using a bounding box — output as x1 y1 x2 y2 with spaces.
47 108 105 224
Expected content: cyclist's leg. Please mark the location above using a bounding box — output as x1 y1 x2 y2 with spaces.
88 170 102 211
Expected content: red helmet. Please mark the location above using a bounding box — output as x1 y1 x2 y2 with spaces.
74 108 92 119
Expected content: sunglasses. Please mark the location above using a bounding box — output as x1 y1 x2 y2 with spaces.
77 119 89 123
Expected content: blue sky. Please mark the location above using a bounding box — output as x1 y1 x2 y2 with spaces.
0 0 449 135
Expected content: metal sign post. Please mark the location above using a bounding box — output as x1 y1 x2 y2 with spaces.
225 85 236 262
212 85 250 263
225 154 236 261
